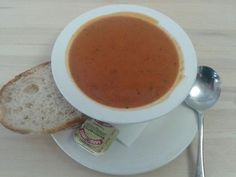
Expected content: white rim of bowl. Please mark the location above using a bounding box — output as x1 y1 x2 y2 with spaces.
51 4 197 124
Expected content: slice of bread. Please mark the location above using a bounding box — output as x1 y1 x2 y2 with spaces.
0 62 85 134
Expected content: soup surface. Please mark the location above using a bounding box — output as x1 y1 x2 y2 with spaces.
68 13 182 108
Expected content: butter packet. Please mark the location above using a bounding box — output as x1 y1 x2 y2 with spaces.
74 119 119 156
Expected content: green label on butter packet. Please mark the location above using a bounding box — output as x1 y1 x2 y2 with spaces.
74 119 119 155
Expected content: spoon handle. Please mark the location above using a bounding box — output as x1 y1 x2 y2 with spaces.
195 112 205 177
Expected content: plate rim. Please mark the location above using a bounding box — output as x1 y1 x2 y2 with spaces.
51 104 197 175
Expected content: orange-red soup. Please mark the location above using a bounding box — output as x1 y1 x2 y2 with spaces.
68 14 181 108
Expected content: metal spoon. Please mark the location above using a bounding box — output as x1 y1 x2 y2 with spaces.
185 66 221 177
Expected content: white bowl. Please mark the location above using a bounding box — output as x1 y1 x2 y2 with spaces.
51 4 197 124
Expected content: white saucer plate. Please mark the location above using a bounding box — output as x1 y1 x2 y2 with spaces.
51 104 197 175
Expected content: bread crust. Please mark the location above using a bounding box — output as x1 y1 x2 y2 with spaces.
0 61 85 134
43 117 86 134
0 62 50 99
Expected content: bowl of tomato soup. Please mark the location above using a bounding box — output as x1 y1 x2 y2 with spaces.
51 4 197 124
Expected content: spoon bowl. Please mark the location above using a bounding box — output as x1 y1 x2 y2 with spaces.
185 66 221 112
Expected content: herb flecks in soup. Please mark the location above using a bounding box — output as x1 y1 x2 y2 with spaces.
68 13 182 108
